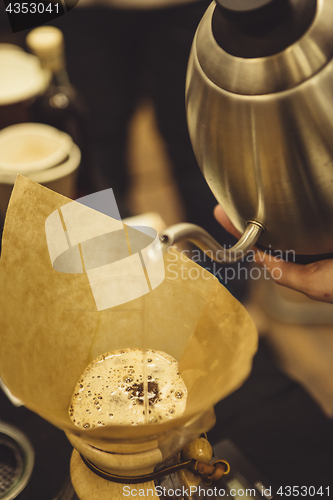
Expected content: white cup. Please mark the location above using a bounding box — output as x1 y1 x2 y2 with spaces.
0 123 81 221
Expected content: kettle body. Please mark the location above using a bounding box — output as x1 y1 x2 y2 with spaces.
186 0 333 255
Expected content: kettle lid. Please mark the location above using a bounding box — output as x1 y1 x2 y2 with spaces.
194 0 333 94
213 0 317 58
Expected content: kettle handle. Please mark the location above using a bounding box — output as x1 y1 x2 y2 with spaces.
159 220 265 264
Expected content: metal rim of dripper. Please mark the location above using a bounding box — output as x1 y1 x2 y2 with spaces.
0 422 34 500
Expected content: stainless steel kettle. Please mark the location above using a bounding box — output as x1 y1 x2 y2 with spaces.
161 0 333 262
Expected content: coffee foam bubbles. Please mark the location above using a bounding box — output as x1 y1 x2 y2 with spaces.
69 349 187 427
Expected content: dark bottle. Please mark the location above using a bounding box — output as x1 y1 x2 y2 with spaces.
26 26 95 196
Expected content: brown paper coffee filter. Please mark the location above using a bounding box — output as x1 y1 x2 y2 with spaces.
0 175 257 445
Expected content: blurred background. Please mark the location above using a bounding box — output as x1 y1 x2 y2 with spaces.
0 1 333 498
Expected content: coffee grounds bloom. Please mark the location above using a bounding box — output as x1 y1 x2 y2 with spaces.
69 349 187 427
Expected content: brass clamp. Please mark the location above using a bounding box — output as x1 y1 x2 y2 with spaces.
190 459 230 486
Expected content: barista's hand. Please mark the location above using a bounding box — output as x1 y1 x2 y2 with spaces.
214 205 333 304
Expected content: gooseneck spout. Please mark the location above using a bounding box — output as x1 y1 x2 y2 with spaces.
159 221 265 263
